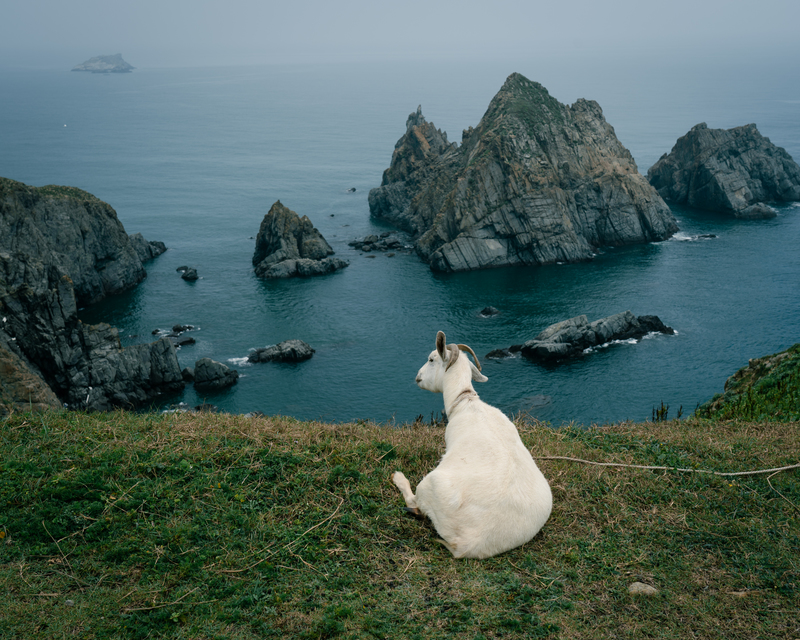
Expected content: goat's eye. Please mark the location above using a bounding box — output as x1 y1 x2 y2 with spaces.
428 357 434 363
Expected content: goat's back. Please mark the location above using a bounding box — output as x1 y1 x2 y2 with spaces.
415 399 552 558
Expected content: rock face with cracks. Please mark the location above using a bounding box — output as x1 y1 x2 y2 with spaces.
369 73 678 272
647 122 800 218
0 177 182 414
252 201 348 278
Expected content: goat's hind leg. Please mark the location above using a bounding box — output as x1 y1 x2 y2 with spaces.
391 471 423 517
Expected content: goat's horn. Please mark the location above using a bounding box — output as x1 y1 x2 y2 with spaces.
444 344 460 372
457 344 482 371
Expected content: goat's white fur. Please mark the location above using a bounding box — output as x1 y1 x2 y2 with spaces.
392 331 552 559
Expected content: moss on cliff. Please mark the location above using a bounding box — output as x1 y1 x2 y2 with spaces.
696 343 800 421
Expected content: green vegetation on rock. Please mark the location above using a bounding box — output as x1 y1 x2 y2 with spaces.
696 343 800 421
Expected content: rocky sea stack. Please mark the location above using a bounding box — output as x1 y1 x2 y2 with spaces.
647 123 800 218
253 201 348 278
0 177 182 415
369 73 678 272
72 54 135 73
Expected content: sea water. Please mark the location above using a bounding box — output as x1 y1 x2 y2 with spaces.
1 55 798 425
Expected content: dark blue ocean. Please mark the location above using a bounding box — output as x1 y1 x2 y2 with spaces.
1 55 799 425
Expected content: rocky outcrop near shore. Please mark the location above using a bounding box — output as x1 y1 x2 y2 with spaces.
129 233 167 262
647 123 800 218
0 178 182 414
253 201 349 278
194 358 239 392
369 73 678 272
489 311 674 363
72 54 134 73
248 339 315 363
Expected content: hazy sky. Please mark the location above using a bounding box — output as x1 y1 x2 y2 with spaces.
3 0 799 68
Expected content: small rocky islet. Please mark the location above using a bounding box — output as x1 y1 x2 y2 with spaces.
252 200 349 278
71 54 135 74
647 122 800 218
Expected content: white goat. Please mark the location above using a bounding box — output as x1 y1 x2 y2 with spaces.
392 331 552 559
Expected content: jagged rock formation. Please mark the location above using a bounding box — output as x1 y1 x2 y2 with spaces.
0 178 182 414
647 123 800 218
253 201 348 278
194 358 238 391
72 54 134 73
369 73 678 272
248 339 315 363
1 179 150 305
129 233 167 262
516 311 674 362
0 340 62 414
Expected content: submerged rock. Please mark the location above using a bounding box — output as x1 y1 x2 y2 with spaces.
647 123 800 217
369 74 678 272
181 267 199 281
253 201 349 278
518 311 674 362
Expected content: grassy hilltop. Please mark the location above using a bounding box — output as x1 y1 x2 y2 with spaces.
1 407 798 639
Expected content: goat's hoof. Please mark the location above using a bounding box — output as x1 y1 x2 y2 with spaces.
403 507 425 520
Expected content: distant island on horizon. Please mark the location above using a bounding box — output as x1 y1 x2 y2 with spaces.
71 54 134 73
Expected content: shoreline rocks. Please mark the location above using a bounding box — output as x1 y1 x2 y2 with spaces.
369 73 678 272
0 177 182 414
647 123 800 218
253 201 349 278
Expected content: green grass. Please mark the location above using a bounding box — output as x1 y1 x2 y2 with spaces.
1 410 798 639
696 343 800 421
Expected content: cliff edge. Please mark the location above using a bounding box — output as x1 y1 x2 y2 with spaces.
0 178 182 414
369 73 678 272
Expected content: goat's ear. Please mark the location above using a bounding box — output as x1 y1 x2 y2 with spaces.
470 361 489 383
436 331 447 360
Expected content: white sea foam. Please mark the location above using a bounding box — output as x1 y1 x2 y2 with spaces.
227 357 252 367
670 232 717 242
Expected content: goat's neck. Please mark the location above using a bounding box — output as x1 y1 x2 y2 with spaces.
442 367 477 416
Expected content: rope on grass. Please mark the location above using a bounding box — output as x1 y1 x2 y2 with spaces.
534 456 800 478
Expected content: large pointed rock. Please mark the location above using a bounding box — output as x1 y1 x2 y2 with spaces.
369 73 678 272
252 201 348 278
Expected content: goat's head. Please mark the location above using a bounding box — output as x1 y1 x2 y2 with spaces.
416 331 488 392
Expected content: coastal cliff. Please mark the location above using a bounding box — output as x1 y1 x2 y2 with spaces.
369 73 678 272
647 123 800 218
0 178 182 414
